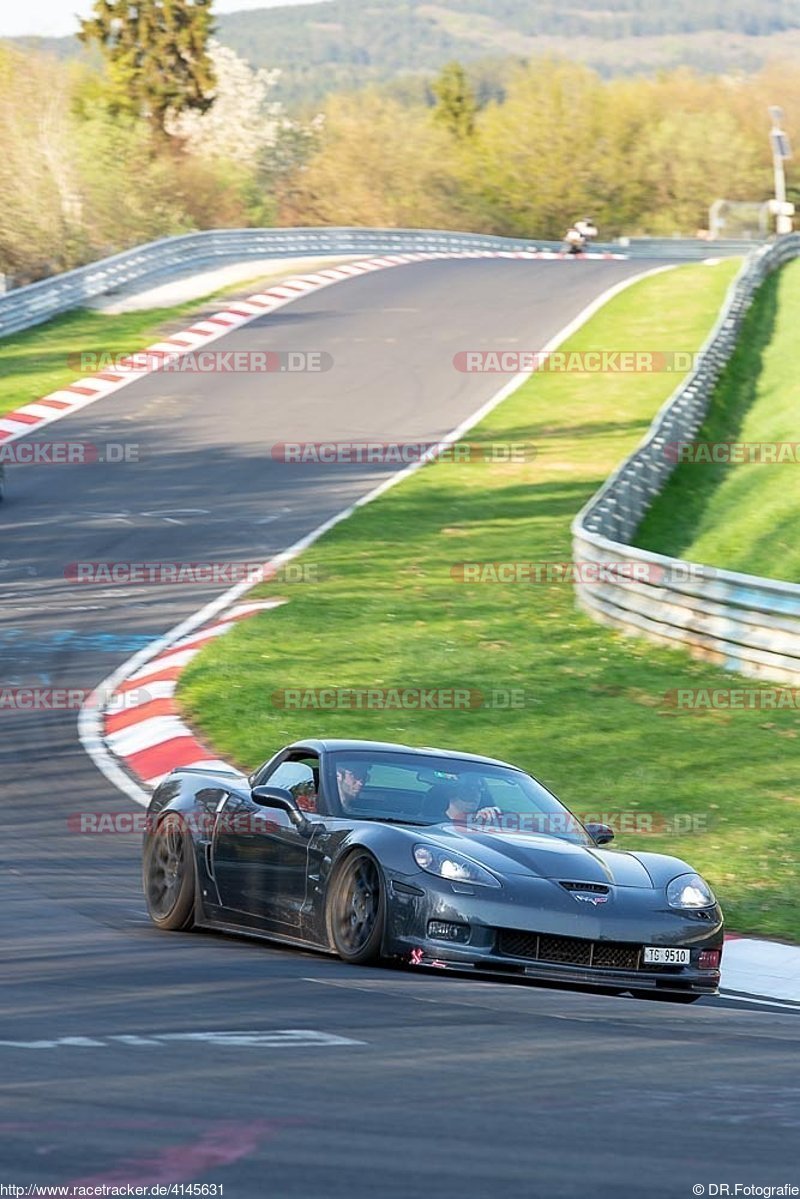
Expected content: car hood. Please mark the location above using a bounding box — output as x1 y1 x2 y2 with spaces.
422 825 654 887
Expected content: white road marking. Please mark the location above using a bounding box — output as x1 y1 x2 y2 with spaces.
108 1035 162 1045
160 1030 365 1047
717 992 800 1012
140 508 211 524
256 507 292 525
0 1037 108 1049
0 1030 366 1050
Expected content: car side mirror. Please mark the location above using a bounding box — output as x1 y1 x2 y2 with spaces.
251 785 314 837
585 821 614 846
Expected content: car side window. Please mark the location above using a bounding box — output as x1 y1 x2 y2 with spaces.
262 756 319 813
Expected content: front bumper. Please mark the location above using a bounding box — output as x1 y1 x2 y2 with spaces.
385 872 723 995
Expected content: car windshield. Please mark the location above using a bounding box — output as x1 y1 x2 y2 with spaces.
329 750 589 843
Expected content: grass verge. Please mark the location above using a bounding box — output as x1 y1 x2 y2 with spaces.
0 302 218 419
175 257 797 940
635 258 800 581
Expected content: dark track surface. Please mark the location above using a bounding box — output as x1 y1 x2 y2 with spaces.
1 258 797 1197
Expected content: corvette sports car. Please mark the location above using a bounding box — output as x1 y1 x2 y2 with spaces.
142 738 723 1001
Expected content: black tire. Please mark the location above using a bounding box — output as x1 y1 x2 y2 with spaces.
143 813 196 931
633 990 702 1005
326 851 386 965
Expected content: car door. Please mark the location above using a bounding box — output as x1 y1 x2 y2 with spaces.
211 754 320 929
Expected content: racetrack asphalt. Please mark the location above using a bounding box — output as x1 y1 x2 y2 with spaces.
1 257 797 1197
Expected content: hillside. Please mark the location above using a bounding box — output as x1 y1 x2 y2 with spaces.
10 0 800 106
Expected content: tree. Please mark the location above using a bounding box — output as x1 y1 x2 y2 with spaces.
78 0 216 139
0 47 83 280
279 92 465 229
167 41 284 168
431 61 477 139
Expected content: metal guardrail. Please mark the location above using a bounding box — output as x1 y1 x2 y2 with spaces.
572 233 800 685
0 226 759 339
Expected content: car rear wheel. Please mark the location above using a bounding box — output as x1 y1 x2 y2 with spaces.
327 851 385 965
143 813 196 931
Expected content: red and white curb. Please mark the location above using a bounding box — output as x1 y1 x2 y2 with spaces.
102 599 284 790
0 249 624 448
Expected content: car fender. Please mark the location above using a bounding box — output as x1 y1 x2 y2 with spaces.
627 850 712 890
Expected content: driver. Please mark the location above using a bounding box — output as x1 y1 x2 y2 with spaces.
336 761 370 813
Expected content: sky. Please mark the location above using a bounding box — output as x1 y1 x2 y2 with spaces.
0 0 331 39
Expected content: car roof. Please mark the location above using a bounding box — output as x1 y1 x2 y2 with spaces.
286 738 522 771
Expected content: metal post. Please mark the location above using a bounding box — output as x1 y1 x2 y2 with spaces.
769 106 794 236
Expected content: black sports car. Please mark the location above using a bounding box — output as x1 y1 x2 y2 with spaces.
142 738 723 1002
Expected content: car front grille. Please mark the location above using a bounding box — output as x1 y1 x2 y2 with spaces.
559 881 610 895
497 929 642 972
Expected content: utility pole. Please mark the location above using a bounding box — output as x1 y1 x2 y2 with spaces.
768 106 794 236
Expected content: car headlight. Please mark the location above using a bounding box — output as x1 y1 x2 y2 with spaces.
413 844 501 888
667 873 716 909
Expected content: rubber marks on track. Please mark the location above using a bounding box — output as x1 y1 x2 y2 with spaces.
0 250 625 446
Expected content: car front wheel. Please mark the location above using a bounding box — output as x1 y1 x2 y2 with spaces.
143 813 196 931
326 851 385 965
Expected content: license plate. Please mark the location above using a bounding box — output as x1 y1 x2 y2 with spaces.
643 946 690 965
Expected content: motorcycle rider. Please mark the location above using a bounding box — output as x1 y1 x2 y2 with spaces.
562 224 586 255
575 217 598 246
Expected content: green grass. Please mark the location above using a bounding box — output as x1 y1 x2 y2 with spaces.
178 257 800 941
0 302 214 419
635 258 800 581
